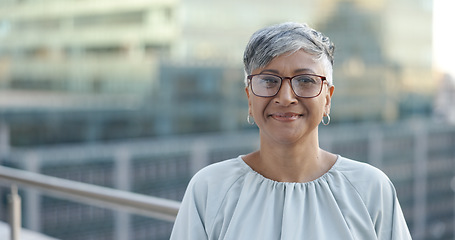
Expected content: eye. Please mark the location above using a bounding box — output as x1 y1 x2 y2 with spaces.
258 75 280 88
294 75 318 86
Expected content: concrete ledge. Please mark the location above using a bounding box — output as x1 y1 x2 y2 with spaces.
0 221 59 240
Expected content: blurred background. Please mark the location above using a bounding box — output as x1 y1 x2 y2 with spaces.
0 0 454 239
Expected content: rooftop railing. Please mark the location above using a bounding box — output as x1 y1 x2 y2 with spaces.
0 165 180 240
1 120 454 240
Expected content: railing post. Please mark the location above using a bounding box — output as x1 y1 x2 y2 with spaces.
413 123 427 240
8 184 21 240
190 140 209 175
453 174 455 240
0 121 10 159
24 153 41 232
115 148 131 240
0 120 10 219
319 130 333 153
0 120 9 229
368 129 383 169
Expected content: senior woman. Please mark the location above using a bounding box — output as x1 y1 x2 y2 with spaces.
170 22 411 239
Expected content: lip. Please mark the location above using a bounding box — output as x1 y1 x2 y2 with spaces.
269 112 303 122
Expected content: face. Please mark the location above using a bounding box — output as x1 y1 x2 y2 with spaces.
245 49 335 145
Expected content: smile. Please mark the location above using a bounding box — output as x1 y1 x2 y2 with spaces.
269 112 303 121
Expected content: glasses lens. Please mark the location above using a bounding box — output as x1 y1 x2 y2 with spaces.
251 74 281 97
292 75 323 97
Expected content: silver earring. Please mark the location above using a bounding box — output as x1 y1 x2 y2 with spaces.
247 115 255 125
322 114 331 126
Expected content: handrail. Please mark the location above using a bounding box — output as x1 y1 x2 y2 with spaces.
0 165 180 222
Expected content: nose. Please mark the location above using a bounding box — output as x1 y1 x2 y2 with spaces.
274 80 298 106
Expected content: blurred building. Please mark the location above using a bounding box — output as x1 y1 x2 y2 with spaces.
0 0 177 93
0 0 435 144
434 73 455 124
0 0 322 93
317 0 433 122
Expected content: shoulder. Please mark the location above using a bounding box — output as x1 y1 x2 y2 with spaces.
185 156 248 198
333 158 411 238
334 156 396 201
334 156 397 209
335 156 392 186
190 156 247 185
172 157 248 239
179 156 248 227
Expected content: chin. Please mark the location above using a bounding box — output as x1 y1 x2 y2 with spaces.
261 130 306 145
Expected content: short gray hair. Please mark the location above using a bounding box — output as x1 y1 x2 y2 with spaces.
243 22 335 85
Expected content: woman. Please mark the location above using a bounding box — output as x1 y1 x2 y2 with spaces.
170 22 411 239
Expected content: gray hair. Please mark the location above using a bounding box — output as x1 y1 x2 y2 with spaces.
243 22 335 85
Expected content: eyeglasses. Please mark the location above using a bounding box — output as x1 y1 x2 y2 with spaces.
247 73 327 98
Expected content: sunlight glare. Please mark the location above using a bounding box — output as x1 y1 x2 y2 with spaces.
433 0 455 78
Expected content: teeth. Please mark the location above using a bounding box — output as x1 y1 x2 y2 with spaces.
273 113 300 118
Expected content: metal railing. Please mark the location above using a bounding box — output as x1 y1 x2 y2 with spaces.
1 120 455 240
0 165 180 240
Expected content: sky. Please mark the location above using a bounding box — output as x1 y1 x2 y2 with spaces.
433 0 455 79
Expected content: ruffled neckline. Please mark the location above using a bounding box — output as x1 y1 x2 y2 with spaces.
238 155 342 186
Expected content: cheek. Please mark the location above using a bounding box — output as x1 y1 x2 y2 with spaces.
309 98 327 116
250 98 268 117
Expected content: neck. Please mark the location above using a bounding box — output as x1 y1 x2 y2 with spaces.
246 129 334 183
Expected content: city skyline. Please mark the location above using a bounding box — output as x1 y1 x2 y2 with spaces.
0 0 438 130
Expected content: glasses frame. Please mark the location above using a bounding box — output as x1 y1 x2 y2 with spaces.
247 73 328 98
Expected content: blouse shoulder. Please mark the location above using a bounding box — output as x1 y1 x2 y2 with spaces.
189 157 247 188
334 157 411 239
335 156 393 188
171 157 248 240
185 157 248 207
335 156 398 216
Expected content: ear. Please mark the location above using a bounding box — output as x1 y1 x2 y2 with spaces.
245 86 252 115
324 85 335 115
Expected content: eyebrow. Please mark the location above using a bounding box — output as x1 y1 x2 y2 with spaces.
260 68 316 75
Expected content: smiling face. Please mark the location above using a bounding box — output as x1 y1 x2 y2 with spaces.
246 49 334 145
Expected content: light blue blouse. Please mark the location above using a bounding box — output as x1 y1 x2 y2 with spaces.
170 156 411 239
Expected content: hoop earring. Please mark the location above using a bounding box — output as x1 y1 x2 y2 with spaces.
322 114 331 126
247 115 255 125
